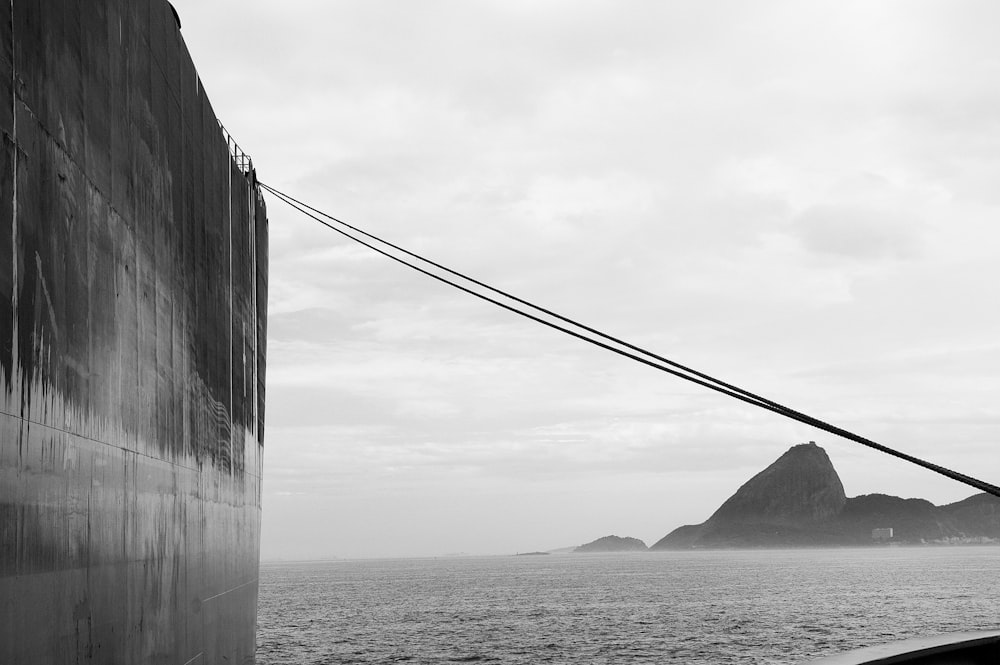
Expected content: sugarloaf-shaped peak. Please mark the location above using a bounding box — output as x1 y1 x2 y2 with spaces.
653 442 999 549
708 442 846 526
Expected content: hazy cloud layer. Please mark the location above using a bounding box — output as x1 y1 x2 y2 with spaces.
173 0 1000 558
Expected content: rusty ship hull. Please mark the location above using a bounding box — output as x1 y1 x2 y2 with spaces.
0 1 268 663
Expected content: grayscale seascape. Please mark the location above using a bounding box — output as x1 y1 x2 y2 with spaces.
256 547 999 664
8 3 1000 664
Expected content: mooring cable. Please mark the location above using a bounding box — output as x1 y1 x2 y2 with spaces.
261 182 1000 499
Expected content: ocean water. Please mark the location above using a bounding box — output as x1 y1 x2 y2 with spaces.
255 547 999 664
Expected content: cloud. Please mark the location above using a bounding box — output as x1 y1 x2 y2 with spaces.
791 205 923 260
170 0 1000 556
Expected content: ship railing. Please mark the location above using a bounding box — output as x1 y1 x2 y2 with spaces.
219 121 254 176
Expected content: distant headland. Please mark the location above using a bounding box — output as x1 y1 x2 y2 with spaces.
574 535 648 553
651 442 1000 549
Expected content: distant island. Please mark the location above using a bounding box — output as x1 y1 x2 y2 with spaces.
575 535 648 553
652 442 1000 549
515 551 550 556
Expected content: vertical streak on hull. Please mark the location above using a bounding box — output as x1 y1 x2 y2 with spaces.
0 1 268 663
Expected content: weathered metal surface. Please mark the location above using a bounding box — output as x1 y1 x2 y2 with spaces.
0 1 268 663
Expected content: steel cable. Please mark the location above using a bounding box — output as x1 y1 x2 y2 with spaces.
261 182 1000 499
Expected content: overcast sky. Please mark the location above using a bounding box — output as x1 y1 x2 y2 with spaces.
170 0 1000 559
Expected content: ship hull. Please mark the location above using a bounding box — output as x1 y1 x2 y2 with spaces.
0 1 268 663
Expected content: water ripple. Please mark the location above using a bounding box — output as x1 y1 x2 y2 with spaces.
256 547 1000 664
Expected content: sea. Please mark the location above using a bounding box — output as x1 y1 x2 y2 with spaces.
255 547 999 664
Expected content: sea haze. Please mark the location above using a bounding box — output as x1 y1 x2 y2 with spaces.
255 547 999 664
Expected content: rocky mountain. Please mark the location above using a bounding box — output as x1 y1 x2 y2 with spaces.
941 493 1000 538
575 535 648 553
652 442 1000 549
707 442 846 526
